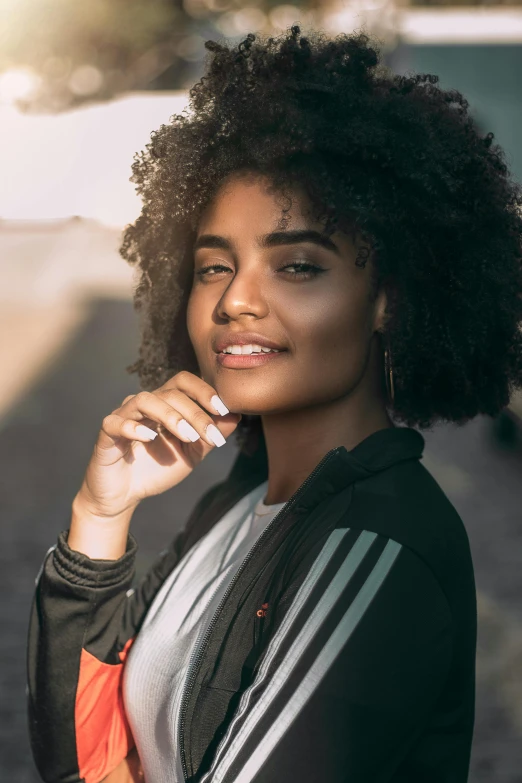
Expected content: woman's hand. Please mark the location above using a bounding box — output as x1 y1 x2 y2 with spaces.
74 371 241 521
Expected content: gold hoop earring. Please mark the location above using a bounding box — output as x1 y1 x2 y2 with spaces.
384 341 395 405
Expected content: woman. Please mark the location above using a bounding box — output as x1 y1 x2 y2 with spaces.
28 26 522 783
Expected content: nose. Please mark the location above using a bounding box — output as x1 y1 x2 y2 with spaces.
216 265 270 321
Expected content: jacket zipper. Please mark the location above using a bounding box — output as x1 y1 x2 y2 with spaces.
178 446 342 782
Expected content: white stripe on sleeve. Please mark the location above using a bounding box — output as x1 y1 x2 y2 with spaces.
205 529 384 783
234 539 402 783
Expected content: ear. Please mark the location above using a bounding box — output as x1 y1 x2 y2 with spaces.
372 286 388 334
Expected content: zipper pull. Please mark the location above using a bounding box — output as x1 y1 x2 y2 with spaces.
253 602 269 647
256 602 269 618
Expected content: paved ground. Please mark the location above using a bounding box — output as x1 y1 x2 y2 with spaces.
1 295 521 782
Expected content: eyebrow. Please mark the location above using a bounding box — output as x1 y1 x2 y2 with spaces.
193 229 341 256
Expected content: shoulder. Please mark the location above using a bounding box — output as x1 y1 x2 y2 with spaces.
343 457 475 614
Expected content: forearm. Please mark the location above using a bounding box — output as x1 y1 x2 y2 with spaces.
28 481 220 782
28 532 138 783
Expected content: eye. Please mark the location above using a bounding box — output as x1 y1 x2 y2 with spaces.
195 264 231 278
195 261 326 280
279 262 326 279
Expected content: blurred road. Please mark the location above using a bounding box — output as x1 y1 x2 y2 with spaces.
1 239 521 780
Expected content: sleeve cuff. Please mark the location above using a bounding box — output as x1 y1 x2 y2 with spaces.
52 530 138 588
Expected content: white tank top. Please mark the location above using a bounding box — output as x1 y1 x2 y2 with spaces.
123 480 287 783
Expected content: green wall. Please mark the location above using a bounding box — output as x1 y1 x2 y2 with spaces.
388 43 522 184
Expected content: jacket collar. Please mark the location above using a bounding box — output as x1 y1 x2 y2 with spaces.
225 425 425 510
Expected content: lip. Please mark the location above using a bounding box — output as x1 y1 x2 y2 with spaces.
214 332 286 353
216 350 287 368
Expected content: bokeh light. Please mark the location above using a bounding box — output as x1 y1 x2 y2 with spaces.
269 4 303 31
216 7 268 36
0 67 40 104
68 65 104 96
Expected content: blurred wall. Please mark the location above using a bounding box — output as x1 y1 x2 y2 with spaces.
390 42 522 184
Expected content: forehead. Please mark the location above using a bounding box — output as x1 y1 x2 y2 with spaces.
197 172 319 233
195 172 364 266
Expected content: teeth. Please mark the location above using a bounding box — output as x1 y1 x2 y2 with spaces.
222 344 280 355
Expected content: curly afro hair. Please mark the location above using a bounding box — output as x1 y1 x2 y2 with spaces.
120 24 522 455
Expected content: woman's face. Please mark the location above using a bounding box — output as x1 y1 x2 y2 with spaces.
187 172 387 417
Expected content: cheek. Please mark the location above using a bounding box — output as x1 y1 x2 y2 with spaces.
186 290 218 379
293 294 368 361
186 291 205 347
186 295 195 336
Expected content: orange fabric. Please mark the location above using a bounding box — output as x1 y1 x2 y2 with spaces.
76 638 135 783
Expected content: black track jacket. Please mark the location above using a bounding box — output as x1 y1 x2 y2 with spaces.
27 426 477 783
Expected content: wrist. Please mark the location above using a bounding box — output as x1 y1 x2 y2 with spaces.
69 493 138 560
72 490 139 524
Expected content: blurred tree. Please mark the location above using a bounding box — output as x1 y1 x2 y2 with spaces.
2 0 521 112
0 0 318 112
1 0 185 110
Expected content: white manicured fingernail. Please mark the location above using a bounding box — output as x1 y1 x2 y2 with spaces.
206 423 226 447
211 395 229 416
136 425 158 441
177 419 200 441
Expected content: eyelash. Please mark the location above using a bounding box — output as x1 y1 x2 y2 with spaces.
195 262 325 280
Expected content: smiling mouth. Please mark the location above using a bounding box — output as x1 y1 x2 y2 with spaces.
216 350 287 367
218 348 283 355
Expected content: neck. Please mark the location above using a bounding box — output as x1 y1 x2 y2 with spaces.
260 347 394 505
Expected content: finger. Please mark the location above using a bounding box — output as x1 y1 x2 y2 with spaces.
154 389 232 447
160 371 230 417
101 413 160 445
118 391 226 448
